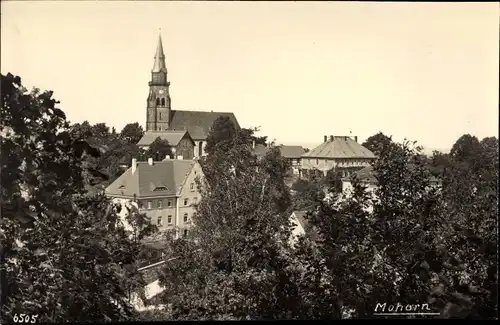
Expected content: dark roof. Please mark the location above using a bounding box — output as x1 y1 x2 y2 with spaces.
252 144 306 159
303 136 376 159
137 130 193 147
280 145 306 159
169 110 240 140
105 160 196 198
343 166 378 184
343 165 441 185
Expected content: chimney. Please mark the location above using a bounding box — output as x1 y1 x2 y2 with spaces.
324 135 327 143
132 158 137 174
148 158 153 166
354 136 358 143
329 135 334 142
177 155 183 160
252 140 256 149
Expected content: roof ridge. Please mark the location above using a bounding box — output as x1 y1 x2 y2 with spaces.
176 161 196 196
171 109 235 114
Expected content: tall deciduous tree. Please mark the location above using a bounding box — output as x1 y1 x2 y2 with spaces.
204 116 238 156
361 132 395 157
0 73 155 323
120 122 144 145
242 127 268 147
433 135 498 319
156 124 339 320
146 137 173 161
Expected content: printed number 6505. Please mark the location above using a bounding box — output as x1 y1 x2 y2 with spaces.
13 314 39 323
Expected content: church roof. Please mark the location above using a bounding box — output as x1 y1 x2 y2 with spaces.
105 160 196 198
137 130 193 147
302 136 376 159
169 110 240 140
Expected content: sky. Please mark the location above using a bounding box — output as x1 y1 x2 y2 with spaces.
2 1 499 153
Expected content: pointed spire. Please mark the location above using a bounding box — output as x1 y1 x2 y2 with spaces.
152 30 167 73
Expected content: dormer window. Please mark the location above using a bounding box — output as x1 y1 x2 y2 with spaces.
118 185 125 189
154 186 169 192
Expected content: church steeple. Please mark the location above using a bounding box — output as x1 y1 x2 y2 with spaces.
146 30 171 132
152 33 167 73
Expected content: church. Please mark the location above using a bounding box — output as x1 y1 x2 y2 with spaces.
137 34 240 158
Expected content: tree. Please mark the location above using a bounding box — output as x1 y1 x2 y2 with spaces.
428 150 452 178
449 134 481 164
146 137 173 161
290 178 324 212
0 73 155 323
361 132 394 157
155 124 342 320
433 135 498 319
69 120 93 141
91 123 111 143
120 122 144 145
204 116 238 156
308 140 454 317
323 169 343 194
242 127 268 147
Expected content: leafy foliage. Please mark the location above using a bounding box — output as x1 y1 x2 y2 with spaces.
120 122 144 144
156 123 342 320
362 132 396 157
0 73 156 323
146 137 173 161
204 116 238 156
68 121 147 188
242 127 268 147
1 73 496 321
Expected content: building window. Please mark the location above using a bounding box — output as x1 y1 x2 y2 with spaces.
193 197 198 203
183 213 189 223
159 112 162 120
167 200 172 207
157 200 162 209
161 98 165 106
190 183 194 191
316 159 319 165
184 198 188 206
156 98 160 106
147 201 152 209
139 201 144 209
167 215 172 224
157 216 162 226
183 229 188 237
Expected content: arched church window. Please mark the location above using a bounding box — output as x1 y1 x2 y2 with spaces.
156 98 160 106
161 98 165 106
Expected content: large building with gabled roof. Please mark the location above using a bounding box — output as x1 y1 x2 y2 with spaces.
138 33 240 158
301 135 377 177
105 157 204 237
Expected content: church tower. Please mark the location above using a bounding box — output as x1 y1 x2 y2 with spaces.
146 33 171 132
